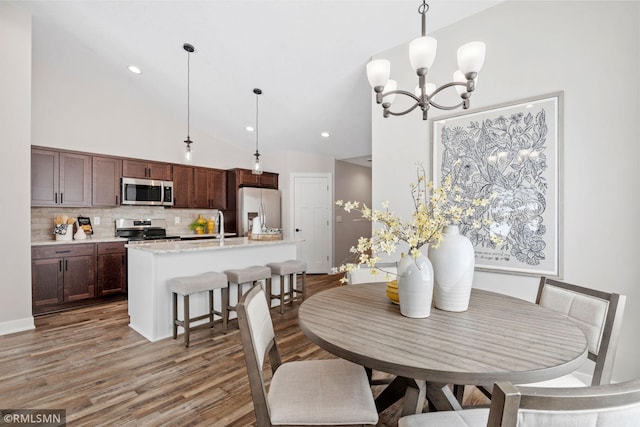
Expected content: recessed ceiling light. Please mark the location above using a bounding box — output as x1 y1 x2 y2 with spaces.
245 126 255 132
321 131 330 138
128 65 142 74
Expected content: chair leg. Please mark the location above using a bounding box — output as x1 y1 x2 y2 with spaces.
172 292 178 339
183 294 190 348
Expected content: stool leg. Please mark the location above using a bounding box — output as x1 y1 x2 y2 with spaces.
301 271 307 301
208 290 214 327
289 274 295 307
280 275 286 314
183 294 190 348
222 287 229 334
266 277 273 307
172 292 178 339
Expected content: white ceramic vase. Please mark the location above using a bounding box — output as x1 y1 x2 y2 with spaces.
428 225 475 312
397 250 434 318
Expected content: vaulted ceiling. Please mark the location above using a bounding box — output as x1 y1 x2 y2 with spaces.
17 1 501 163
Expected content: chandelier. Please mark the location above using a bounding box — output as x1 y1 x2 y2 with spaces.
183 43 195 164
366 0 486 120
251 88 263 175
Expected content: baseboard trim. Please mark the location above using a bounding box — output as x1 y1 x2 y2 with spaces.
0 317 35 336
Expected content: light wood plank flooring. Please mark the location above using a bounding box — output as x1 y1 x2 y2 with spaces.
0 274 485 426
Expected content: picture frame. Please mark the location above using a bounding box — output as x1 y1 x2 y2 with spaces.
431 92 563 277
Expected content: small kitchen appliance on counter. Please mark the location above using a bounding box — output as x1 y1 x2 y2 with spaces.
115 218 181 243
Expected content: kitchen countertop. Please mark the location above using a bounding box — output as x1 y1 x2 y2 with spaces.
126 236 294 254
32 237 127 246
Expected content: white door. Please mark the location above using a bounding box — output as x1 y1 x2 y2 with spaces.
292 174 332 274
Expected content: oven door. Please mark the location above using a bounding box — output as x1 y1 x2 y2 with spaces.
121 177 165 206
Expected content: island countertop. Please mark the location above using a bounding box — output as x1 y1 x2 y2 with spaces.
126 237 295 254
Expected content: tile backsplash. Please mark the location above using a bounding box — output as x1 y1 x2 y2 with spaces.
31 206 222 241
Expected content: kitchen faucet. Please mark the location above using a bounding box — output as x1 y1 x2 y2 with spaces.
218 210 225 244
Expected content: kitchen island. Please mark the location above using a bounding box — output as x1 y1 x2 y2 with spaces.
127 237 299 342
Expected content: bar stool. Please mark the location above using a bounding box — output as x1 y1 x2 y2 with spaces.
168 271 228 348
222 265 272 333
266 260 307 314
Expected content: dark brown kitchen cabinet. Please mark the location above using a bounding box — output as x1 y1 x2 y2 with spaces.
92 156 122 206
172 165 194 208
228 168 278 189
194 167 227 209
31 148 91 207
97 242 126 296
32 244 96 315
122 159 172 180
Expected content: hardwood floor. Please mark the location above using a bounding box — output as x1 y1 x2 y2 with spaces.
0 274 485 426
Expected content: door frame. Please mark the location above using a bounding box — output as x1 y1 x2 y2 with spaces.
289 173 333 273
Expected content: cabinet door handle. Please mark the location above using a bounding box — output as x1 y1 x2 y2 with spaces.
59 260 62 272
116 195 119 205
65 259 68 271
148 167 151 177
60 193 63 204
55 193 58 204
55 250 71 254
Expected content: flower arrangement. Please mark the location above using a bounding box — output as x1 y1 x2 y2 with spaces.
189 214 207 232
335 163 499 284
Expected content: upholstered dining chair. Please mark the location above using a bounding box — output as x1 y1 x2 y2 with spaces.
460 276 627 402
236 284 379 426
399 378 640 427
524 276 626 387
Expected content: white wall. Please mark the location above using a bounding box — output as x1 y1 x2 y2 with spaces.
372 1 640 381
0 4 35 334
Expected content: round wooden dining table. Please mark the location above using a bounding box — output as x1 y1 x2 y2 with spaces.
298 283 588 414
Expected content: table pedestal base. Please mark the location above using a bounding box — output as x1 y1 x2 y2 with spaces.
375 378 462 415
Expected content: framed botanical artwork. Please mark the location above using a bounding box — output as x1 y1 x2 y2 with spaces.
431 92 563 277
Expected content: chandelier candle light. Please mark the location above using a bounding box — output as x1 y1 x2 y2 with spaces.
183 43 195 164
252 88 263 175
366 0 486 120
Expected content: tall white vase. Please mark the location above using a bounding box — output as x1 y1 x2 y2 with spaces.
428 225 475 312
397 250 433 318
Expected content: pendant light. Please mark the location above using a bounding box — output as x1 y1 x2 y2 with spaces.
183 43 195 164
252 88 263 175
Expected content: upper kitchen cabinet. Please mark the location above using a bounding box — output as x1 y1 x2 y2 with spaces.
122 159 172 180
228 168 278 190
31 147 91 207
92 156 122 207
194 167 227 209
172 165 194 208
172 165 227 209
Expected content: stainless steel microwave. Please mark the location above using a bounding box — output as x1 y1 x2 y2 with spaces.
121 177 173 206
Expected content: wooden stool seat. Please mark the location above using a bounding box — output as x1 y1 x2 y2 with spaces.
267 260 307 314
223 265 272 333
168 271 228 347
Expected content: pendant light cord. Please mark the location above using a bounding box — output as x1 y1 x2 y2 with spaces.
187 50 191 139
255 91 259 154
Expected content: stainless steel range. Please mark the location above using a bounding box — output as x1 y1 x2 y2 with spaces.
115 218 181 243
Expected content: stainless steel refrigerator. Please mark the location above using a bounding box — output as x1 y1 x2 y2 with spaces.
237 187 281 236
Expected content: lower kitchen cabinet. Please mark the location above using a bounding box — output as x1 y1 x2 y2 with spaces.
97 242 127 296
32 242 127 315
